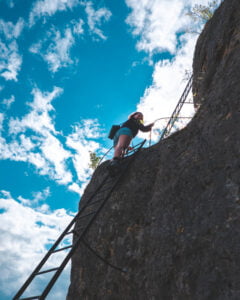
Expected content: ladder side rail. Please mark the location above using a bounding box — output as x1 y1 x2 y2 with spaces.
129 140 146 150
160 102 183 140
160 76 193 140
124 140 146 157
13 210 83 300
15 139 146 300
161 78 192 139
39 139 146 299
80 140 143 210
163 103 185 138
97 134 146 168
78 174 110 211
40 180 119 299
169 80 192 123
13 174 111 300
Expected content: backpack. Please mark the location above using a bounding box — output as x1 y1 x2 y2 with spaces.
108 125 120 139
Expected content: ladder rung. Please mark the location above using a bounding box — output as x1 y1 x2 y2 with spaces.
74 226 85 232
78 211 97 219
126 149 137 155
99 186 112 193
104 178 115 185
99 184 113 191
34 267 59 275
66 230 74 235
19 296 41 300
66 229 79 235
85 199 103 207
52 245 73 253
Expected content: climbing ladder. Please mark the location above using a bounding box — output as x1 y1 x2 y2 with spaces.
13 140 146 300
160 75 193 140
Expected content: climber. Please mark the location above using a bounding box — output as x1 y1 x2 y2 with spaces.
109 112 154 167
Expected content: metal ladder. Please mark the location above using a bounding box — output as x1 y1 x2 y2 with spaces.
13 140 146 300
160 75 193 140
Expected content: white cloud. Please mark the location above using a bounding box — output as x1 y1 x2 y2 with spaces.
18 187 51 207
29 3 111 73
30 27 76 73
137 35 196 141
2 87 73 185
40 132 73 184
0 18 25 40
9 87 62 135
84 1 112 40
125 0 222 141
125 0 220 55
0 190 74 299
0 113 4 131
45 28 75 73
68 182 83 195
66 119 103 182
126 0 185 54
0 87 104 193
2 95 15 109
72 18 84 35
29 0 112 41
29 0 80 26
6 0 15 8
0 18 25 81
0 40 22 81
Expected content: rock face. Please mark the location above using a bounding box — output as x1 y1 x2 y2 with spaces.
67 0 240 299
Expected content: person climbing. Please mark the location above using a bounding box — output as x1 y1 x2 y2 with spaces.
109 112 154 167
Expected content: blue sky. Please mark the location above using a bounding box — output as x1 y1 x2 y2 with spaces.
0 0 221 299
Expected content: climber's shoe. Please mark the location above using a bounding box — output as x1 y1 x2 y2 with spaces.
107 157 121 176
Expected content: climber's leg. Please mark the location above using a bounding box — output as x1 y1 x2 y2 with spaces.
113 134 132 159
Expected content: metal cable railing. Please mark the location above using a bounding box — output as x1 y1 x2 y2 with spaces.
13 140 146 300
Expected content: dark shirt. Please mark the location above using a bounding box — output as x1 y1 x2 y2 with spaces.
121 118 152 138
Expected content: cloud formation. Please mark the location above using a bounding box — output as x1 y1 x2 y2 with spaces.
125 0 222 141
44 27 75 73
84 1 112 40
0 86 104 194
66 119 103 185
137 36 196 140
4 87 72 185
2 95 15 109
29 0 112 41
126 0 185 54
5 0 15 8
0 190 74 299
126 0 220 55
30 27 76 73
72 18 85 35
29 1 112 73
0 18 25 81
0 40 22 81
0 113 4 131
29 0 80 26
0 18 25 40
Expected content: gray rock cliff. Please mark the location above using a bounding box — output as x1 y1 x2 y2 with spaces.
68 0 240 299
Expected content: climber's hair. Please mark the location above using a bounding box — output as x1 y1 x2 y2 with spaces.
128 112 143 120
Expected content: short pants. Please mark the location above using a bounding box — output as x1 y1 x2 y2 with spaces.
113 127 133 147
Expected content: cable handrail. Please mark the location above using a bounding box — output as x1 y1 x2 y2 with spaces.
13 140 146 300
98 75 193 164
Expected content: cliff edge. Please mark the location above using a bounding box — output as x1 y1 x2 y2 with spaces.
68 0 240 299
